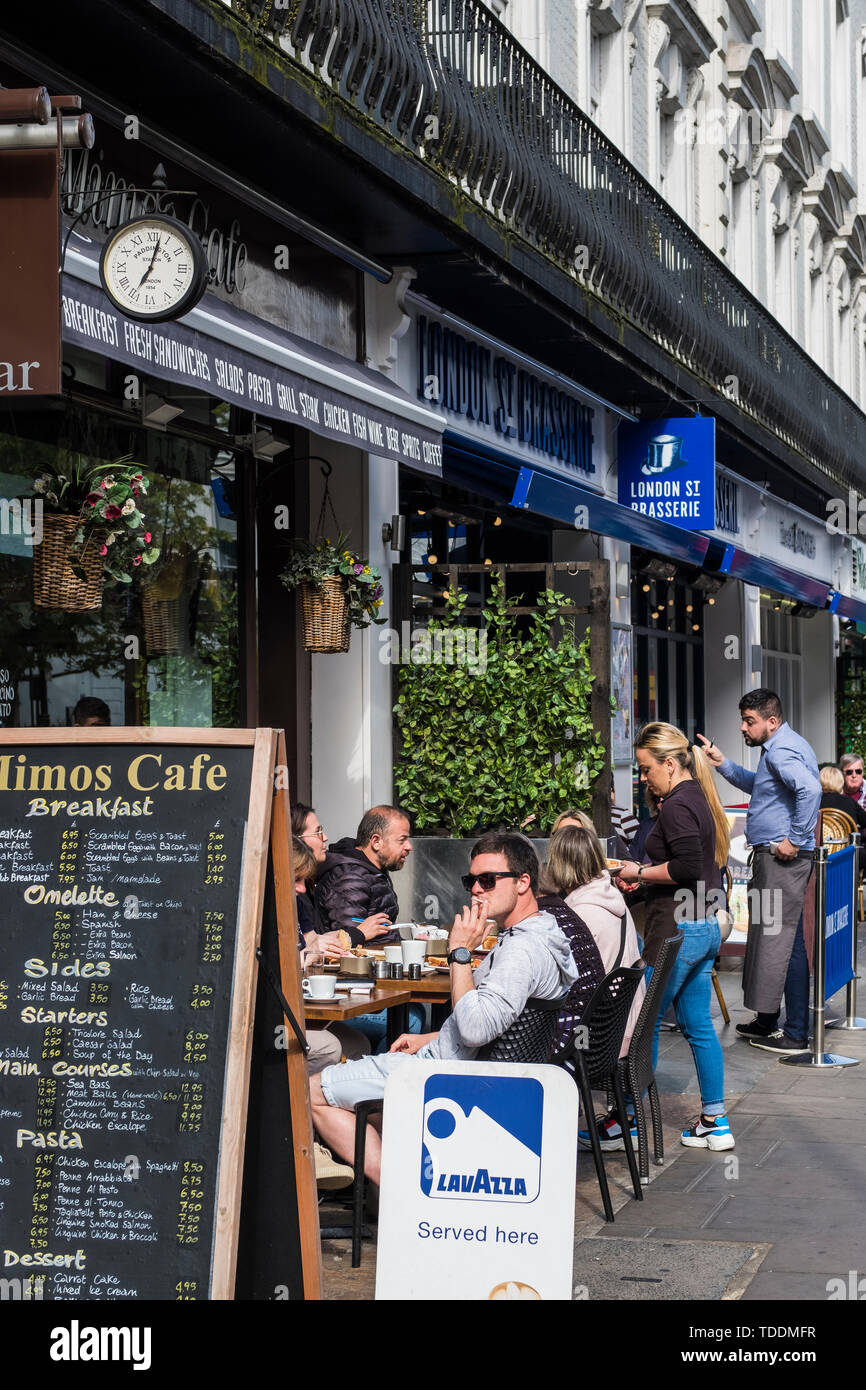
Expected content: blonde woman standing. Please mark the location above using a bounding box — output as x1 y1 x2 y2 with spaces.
615 722 734 1152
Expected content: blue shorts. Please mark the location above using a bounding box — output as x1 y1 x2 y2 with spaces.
319 1044 437 1109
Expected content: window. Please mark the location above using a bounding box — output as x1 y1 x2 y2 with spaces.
760 600 802 731
0 389 242 730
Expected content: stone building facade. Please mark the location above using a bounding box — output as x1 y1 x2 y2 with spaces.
500 0 866 406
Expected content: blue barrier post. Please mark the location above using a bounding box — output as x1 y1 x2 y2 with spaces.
827 831 866 1032
781 842 859 1069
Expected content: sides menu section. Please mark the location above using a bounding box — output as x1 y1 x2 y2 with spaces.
0 742 255 1300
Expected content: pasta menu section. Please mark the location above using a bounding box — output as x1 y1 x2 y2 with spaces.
0 743 254 1300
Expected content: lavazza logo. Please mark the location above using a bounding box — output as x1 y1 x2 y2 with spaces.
420 1074 542 1203
49 1320 151 1371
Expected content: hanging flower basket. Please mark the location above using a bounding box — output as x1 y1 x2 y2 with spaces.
30 456 160 611
299 576 350 653
33 514 105 612
141 551 187 655
142 593 184 654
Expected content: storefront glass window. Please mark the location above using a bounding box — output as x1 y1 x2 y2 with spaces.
0 394 241 730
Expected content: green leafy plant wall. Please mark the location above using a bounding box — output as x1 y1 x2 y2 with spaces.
838 668 866 757
394 575 606 835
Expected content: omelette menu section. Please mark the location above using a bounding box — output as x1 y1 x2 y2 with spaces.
0 743 254 1300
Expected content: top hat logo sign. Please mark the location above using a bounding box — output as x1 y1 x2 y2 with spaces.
641 433 688 476
420 1074 543 1204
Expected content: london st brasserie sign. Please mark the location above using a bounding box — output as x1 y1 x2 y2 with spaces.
416 315 594 476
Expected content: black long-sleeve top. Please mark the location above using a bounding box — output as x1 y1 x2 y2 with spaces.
642 778 722 965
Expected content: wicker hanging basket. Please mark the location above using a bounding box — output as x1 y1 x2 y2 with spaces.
141 551 187 655
299 576 350 653
142 593 183 654
33 513 104 612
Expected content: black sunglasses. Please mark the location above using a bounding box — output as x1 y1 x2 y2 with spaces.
461 871 519 891
845 768 864 776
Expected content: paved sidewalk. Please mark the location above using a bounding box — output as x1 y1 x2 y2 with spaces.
322 932 866 1300
574 935 866 1301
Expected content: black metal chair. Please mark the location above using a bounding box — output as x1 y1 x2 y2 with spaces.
344 993 567 1266
566 962 647 1222
614 932 683 1184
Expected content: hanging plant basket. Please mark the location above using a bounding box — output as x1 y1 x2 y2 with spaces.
33 514 104 612
141 550 187 655
142 593 183 654
299 576 350 653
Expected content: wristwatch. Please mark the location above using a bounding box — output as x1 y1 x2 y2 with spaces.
447 947 472 966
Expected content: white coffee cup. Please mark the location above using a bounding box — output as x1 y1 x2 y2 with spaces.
302 975 336 1000
401 940 427 968
384 945 403 964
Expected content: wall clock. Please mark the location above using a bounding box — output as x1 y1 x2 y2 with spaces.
99 213 209 323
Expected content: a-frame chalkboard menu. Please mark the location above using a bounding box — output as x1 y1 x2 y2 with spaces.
0 727 322 1300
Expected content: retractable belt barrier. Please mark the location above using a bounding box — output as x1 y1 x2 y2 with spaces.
781 832 861 1070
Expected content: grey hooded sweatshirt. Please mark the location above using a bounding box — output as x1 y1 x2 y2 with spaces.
422 910 579 1062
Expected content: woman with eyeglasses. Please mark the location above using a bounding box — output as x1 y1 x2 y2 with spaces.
614 722 735 1152
291 802 390 941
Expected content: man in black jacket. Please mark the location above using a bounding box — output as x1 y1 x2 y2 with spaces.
316 805 412 944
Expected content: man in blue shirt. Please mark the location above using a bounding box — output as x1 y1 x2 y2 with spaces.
698 688 820 1055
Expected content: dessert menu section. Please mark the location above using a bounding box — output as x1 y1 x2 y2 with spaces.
0 742 255 1300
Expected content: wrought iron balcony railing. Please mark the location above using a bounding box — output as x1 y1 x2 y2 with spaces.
210 0 866 490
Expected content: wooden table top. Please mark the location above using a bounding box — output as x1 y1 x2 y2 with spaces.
303 984 412 1022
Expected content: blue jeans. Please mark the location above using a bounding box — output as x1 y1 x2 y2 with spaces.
756 912 810 1042
350 1004 426 1054
651 919 726 1118
782 911 810 1042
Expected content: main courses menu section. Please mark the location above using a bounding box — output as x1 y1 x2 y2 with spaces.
0 743 255 1300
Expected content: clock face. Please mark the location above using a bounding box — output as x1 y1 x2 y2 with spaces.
99 215 208 322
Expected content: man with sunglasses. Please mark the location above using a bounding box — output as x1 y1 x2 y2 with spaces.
309 833 577 1186
840 754 866 811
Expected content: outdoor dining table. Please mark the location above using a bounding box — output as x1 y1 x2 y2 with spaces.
303 983 413 1048
371 970 454 1037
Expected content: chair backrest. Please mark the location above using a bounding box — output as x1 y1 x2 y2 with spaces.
821 807 857 851
569 962 646 1087
621 932 684 1097
478 995 565 1064
537 895 605 1062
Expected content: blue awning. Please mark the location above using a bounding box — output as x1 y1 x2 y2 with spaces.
703 539 831 607
508 466 711 566
834 593 866 623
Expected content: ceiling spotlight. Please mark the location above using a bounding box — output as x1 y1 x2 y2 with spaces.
692 623 700 631
251 429 290 458
668 599 674 607
642 583 651 593
427 552 438 565
685 604 693 613
417 509 426 516
708 597 716 606
142 393 183 428
484 557 493 566
493 515 502 526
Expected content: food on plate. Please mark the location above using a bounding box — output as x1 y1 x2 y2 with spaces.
606 858 623 871
482 934 499 950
